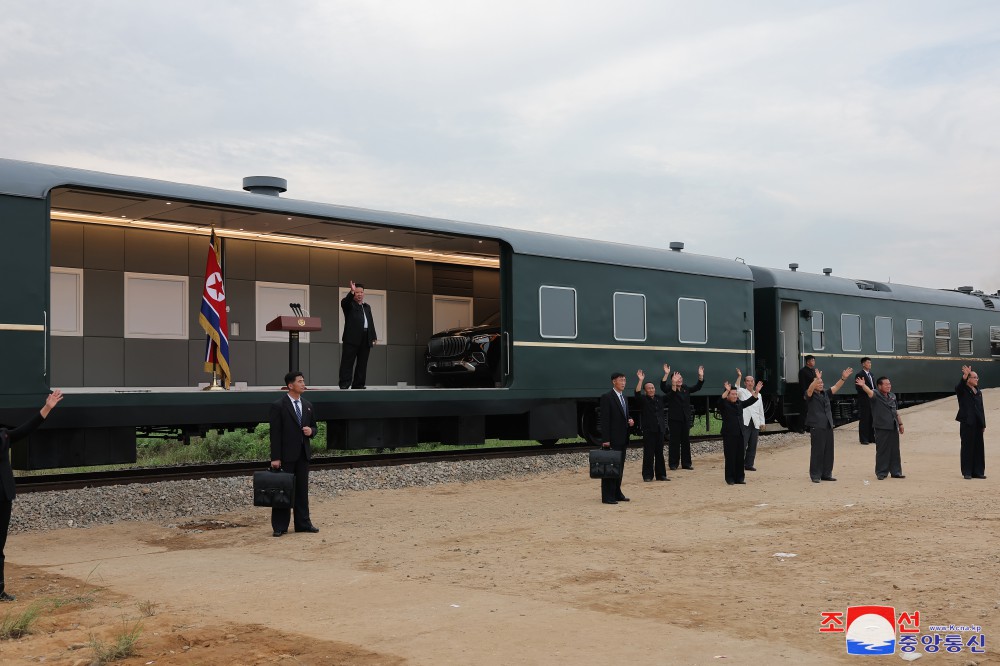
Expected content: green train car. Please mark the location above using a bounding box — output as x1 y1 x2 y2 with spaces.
751 265 1000 428
0 158 757 468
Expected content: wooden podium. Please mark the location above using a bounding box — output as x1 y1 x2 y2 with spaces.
266 316 322 373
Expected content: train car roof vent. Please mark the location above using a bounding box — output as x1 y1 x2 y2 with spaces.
669 242 684 252
982 298 996 309
956 285 974 294
788 263 798 271
823 268 833 276
855 280 876 290
242 176 288 196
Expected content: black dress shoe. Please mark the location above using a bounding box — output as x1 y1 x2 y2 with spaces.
682 465 694 470
669 466 678 470
735 480 746 484
656 477 670 481
973 475 987 479
296 525 320 533
964 475 973 480
0 591 16 602
744 466 756 471
643 478 653 482
617 496 630 502
860 442 870 445
602 499 618 505
821 477 837 482
890 474 906 479
726 481 735 485
877 474 887 480
272 530 285 537
811 478 821 483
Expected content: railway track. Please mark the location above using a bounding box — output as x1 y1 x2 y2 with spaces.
16 431 789 493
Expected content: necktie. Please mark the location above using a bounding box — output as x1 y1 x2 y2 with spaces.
294 400 302 425
619 392 627 416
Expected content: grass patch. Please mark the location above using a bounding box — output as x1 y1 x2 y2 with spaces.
90 616 142 663
136 600 157 617
0 602 43 640
47 591 98 609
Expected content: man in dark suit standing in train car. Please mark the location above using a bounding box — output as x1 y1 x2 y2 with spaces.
634 369 668 482
804 366 853 483
600 372 634 504
1 389 64 601
270 371 320 536
956 365 986 480
660 362 704 471
855 357 876 445
339 280 378 389
796 355 818 433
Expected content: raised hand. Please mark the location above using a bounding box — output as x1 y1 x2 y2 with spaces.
755 381 763 393
841 367 854 380
45 389 64 410
663 363 671 375
962 365 973 376
855 377 865 387
637 369 645 381
815 369 823 380
723 381 731 391
350 279 357 291
697 365 705 378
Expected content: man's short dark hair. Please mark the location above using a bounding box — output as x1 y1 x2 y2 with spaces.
804 355 815 363
876 376 889 388
861 357 871 364
284 371 303 387
611 372 626 381
354 282 365 290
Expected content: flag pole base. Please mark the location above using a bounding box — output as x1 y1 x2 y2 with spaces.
202 370 227 391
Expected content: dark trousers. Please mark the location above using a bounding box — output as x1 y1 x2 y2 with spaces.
0 498 10 593
857 398 874 443
339 340 371 389
743 425 759 468
271 456 311 532
601 449 626 502
960 424 986 477
723 433 745 483
874 427 902 477
667 419 692 468
809 428 835 481
641 430 667 480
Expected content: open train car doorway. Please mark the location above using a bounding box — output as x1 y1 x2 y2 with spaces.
46 185 507 391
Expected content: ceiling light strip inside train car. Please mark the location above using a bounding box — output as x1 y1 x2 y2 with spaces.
50 209 500 269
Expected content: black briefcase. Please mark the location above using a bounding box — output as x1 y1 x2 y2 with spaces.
253 468 296 508
589 449 623 479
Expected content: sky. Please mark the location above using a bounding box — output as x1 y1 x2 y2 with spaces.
2 0 999 293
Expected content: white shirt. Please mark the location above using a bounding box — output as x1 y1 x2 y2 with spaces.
737 386 765 428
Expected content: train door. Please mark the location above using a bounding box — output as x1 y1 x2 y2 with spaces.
0 194 50 395
780 301 801 383
779 300 802 426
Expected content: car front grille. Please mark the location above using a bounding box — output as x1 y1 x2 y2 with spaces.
428 336 469 358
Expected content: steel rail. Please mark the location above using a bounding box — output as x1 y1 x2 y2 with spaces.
15 431 787 493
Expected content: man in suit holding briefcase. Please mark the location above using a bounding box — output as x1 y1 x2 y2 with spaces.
270 371 319 536
600 371 634 505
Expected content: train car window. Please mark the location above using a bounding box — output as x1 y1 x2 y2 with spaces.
50 267 84 336
934 321 951 355
841 314 861 352
539 286 577 339
613 292 646 342
811 311 825 350
124 273 190 339
958 323 973 356
677 298 708 344
875 316 893 353
906 319 924 353
991 326 1000 357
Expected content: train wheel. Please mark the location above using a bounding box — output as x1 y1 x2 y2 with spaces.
537 438 559 447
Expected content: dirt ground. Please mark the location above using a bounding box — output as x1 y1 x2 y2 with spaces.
2 391 998 665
